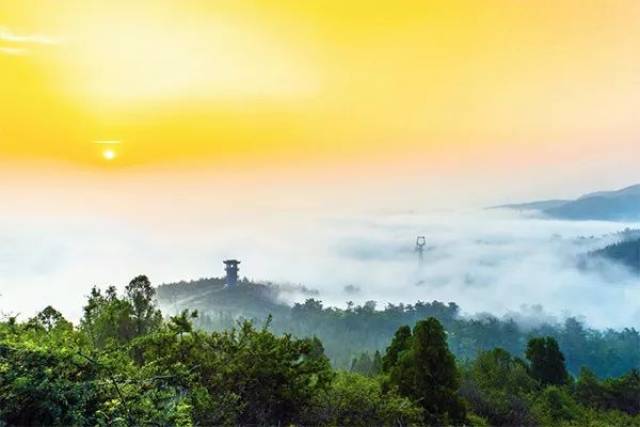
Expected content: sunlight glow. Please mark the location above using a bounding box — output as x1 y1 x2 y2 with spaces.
58 8 316 105
2 1 640 170
102 149 116 161
94 140 121 145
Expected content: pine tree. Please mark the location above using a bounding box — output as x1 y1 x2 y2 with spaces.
382 325 412 372
385 318 466 425
526 337 570 386
413 318 466 425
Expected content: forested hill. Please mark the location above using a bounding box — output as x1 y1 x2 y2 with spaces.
156 276 317 321
590 238 640 273
157 277 286 320
156 279 640 379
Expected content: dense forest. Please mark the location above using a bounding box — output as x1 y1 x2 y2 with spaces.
3 275 640 426
590 238 640 273
157 277 640 378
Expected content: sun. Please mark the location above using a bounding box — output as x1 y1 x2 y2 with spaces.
94 140 121 161
102 149 117 161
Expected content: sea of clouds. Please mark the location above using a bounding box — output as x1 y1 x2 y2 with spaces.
1 201 639 330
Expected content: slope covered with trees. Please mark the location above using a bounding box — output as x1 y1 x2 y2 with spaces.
156 278 640 379
590 238 640 273
2 276 640 426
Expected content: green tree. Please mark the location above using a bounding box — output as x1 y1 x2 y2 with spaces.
532 386 582 425
382 325 412 372
526 336 570 386
460 348 537 426
386 318 466 426
413 317 466 425
80 286 136 347
81 279 162 350
28 306 72 332
570 367 640 419
125 275 162 337
305 371 423 426
0 312 102 425
608 369 640 415
131 318 333 425
575 367 606 409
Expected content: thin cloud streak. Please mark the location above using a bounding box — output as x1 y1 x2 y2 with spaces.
0 26 61 45
0 25 62 56
0 46 28 56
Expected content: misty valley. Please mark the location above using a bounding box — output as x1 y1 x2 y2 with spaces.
3 183 640 426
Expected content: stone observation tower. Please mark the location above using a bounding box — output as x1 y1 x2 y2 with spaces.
224 259 241 287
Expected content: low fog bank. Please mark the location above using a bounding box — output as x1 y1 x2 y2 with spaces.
1 207 639 330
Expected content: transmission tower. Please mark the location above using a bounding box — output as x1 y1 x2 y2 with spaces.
415 236 426 264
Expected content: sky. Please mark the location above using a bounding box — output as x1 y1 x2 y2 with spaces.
1 0 639 196
1 1 640 322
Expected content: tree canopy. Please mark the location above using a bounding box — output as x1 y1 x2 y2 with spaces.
2 277 640 426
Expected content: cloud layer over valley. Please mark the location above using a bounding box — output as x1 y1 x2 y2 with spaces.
1 195 638 330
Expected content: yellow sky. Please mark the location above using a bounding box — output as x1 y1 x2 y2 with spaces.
1 0 640 173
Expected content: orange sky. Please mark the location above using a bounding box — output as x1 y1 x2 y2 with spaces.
1 0 640 202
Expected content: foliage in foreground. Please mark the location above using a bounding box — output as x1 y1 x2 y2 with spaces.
0 277 417 426
2 275 640 426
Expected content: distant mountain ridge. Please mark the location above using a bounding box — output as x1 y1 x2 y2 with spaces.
495 184 640 221
577 184 640 200
493 199 570 211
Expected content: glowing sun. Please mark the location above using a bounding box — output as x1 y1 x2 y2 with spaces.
94 140 121 161
102 149 117 161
